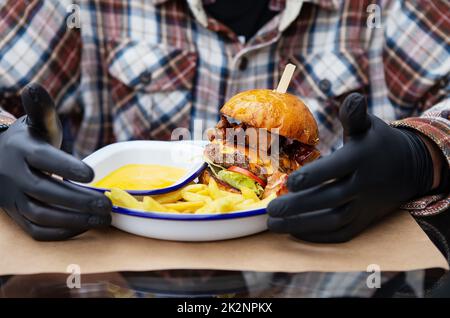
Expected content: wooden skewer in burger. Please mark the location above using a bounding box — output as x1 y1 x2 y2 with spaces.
200 64 320 199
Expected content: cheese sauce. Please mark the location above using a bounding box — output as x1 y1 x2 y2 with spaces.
94 164 187 190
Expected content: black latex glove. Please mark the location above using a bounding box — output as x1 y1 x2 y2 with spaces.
267 93 434 243
0 83 111 241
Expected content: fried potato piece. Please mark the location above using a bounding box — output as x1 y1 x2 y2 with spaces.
240 187 260 202
236 193 276 211
182 184 208 193
143 196 173 212
152 190 183 204
197 189 210 196
213 196 245 213
208 178 225 200
181 191 212 203
164 201 205 213
106 188 143 210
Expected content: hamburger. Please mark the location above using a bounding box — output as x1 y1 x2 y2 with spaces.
200 89 320 199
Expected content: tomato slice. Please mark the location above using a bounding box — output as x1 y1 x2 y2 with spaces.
227 166 266 187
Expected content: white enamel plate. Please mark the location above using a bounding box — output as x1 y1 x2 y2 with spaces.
76 141 268 242
72 140 206 195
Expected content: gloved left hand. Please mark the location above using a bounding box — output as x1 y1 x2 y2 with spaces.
0 83 111 241
267 93 436 243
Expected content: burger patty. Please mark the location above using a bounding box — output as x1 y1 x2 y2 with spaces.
204 143 260 176
204 142 299 180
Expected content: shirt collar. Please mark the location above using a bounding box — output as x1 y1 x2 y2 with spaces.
153 0 340 11
153 0 340 31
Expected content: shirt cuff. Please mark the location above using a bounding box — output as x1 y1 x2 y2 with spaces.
390 116 450 216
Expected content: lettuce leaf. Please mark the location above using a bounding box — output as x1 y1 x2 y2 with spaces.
217 170 264 197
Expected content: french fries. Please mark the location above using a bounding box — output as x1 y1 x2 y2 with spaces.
105 178 276 214
240 186 259 202
182 184 208 193
165 201 205 212
105 188 142 209
181 191 212 203
152 190 182 204
142 196 173 212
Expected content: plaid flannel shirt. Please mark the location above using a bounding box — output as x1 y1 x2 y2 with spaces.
0 0 449 215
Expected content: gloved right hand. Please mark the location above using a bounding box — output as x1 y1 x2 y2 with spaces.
0 83 111 241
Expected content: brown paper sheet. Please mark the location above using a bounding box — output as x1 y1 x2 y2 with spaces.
0 210 447 275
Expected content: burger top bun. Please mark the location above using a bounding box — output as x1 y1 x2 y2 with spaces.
220 89 319 146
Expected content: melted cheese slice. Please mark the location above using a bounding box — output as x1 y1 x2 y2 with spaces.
212 140 276 175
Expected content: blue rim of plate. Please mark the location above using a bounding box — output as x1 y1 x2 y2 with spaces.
66 162 207 195
112 206 267 221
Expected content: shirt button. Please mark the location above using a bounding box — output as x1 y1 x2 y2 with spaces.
140 72 152 84
239 57 248 71
319 79 331 93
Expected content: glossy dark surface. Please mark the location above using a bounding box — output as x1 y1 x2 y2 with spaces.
1 210 449 298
